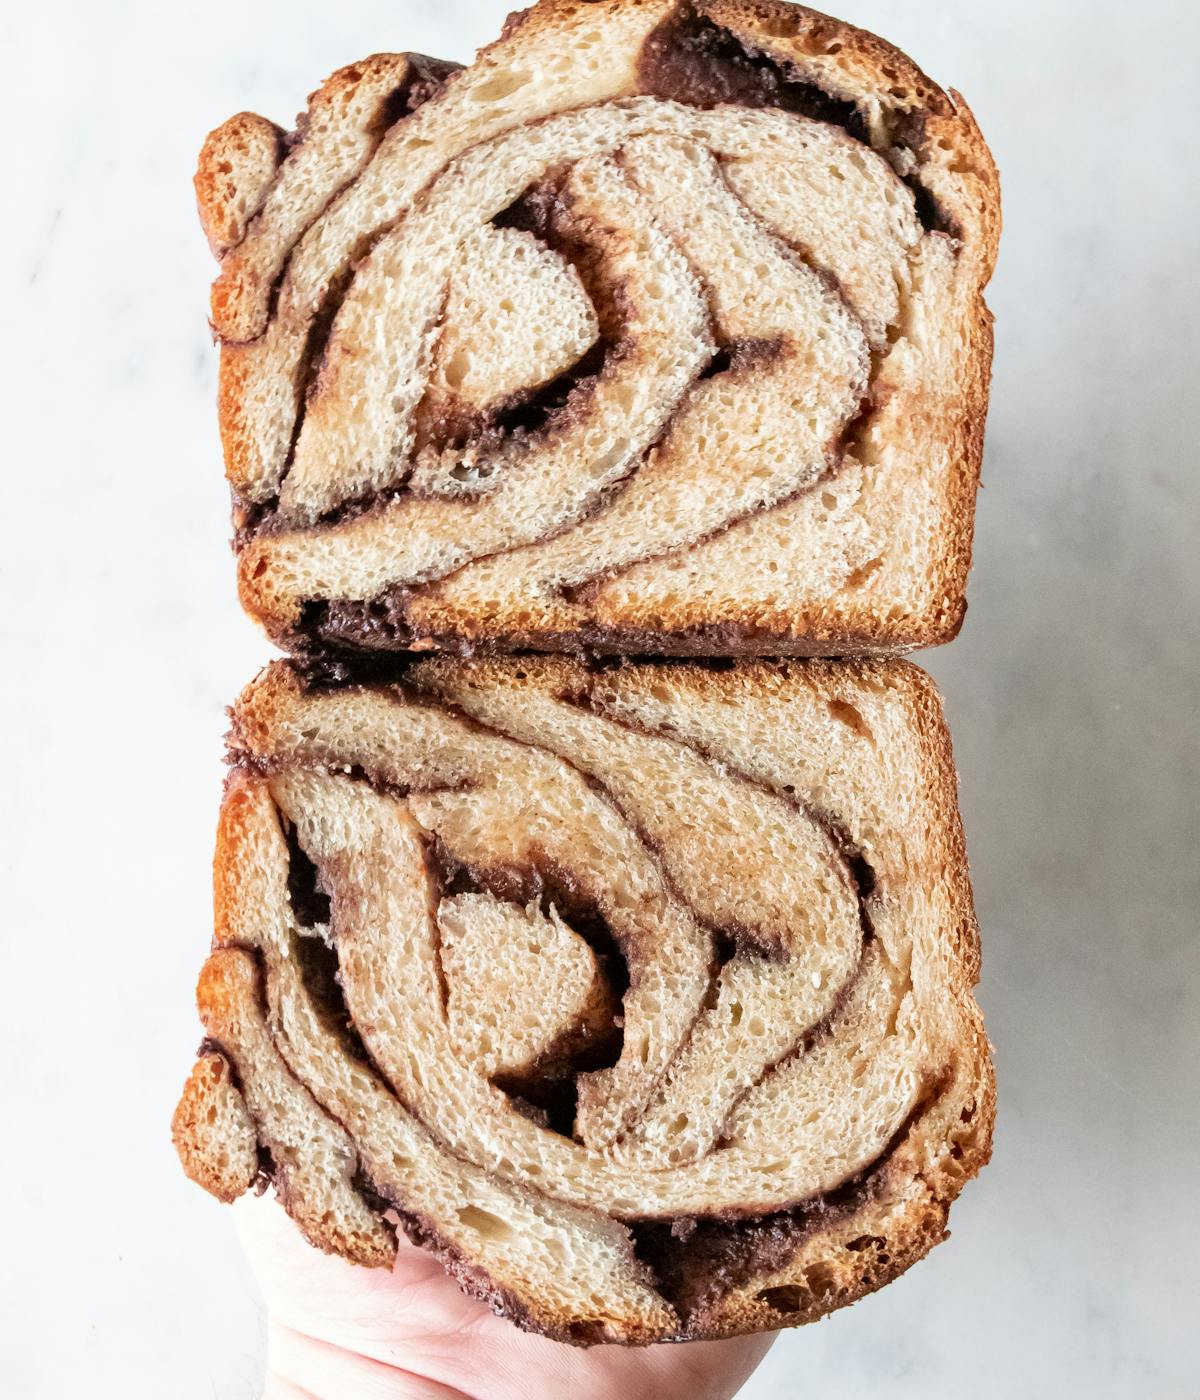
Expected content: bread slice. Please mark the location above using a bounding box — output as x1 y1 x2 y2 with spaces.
198 0 999 659
173 656 992 1343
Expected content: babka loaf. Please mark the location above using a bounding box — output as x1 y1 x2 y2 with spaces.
173 656 992 1343
199 0 999 659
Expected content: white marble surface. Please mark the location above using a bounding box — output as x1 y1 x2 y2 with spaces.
3 0 1197 1395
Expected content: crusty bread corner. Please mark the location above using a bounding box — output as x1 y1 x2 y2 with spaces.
172 1049 260 1203
195 113 285 258
688 1012 993 1337
691 0 1001 252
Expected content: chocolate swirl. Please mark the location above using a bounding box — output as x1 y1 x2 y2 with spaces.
199 0 999 657
173 657 992 1342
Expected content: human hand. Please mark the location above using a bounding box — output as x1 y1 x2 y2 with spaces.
236 1194 775 1400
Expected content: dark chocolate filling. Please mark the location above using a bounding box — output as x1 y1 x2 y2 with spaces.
298 604 907 661
638 4 954 237
284 823 332 927
487 340 611 442
638 4 867 139
629 1155 880 1320
282 838 377 1068
888 108 959 238
384 54 465 126
300 594 418 654
491 182 562 242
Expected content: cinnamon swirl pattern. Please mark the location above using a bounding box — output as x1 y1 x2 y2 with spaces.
173 658 993 1342
200 0 1000 658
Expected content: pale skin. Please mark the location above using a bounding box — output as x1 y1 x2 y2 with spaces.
236 1194 775 1400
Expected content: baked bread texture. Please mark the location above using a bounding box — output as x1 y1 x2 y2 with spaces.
199 0 999 659
173 656 992 1343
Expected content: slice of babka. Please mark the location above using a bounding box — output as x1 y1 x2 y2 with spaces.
173 656 993 1343
199 0 1000 658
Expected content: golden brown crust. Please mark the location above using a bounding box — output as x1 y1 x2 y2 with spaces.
195 112 285 258
171 1050 260 1202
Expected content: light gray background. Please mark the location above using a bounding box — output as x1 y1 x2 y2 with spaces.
3 1 1197 1395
